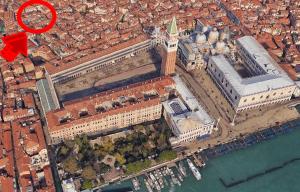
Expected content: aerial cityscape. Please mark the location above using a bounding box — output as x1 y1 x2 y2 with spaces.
0 0 300 192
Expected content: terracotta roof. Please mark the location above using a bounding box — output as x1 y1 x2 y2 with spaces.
46 76 175 132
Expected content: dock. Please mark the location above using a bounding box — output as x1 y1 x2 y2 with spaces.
192 153 205 167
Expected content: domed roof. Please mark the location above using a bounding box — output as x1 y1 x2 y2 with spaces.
220 32 230 41
208 29 219 43
216 41 226 50
195 33 206 44
177 117 201 133
202 26 208 33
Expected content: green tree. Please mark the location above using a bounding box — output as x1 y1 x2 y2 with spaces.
119 143 133 155
94 149 106 161
99 162 111 174
157 150 177 163
114 153 126 165
75 134 89 150
58 146 69 156
141 147 150 158
134 124 145 132
102 137 114 152
64 140 75 149
126 160 151 174
81 166 97 180
63 157 79 174
81 179 93 190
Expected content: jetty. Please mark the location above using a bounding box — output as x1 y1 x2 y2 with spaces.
192 153 206 167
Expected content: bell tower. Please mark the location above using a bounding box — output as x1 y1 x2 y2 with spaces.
161 17 178 76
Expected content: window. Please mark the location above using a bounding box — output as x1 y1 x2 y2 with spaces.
266 95 270 99
244 99 247 102
252 97 255 101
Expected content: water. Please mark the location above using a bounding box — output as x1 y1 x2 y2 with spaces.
102 122 300 192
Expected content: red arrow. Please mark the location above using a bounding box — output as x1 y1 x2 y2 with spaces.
0 32 28 62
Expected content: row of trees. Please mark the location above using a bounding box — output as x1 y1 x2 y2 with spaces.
57 135 111 190
56 119 177 189
125 150 177 175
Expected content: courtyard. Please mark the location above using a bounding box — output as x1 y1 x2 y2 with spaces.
54 49 161 101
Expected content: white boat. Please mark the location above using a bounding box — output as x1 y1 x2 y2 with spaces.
132 177 140 191
178 174 183 182
187 159 202 181
144 179 153 192
150 173 161 191
171 175 181 186
178 161 187 177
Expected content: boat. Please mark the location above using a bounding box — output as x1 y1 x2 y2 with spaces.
166 167 172 175
178 173 183 182
131 177 140 191
171 175 181 186
178 161 187 177
150 173 161 191
146 174 154 189
144 179 153 192
155 170 164 188
187 159 202 181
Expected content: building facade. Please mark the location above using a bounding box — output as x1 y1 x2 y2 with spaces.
45 18 180 84
163 75 215 145
207 36 296 112
46 77 175 144
45 35 153 84
161 17 179 76
163 98 215 145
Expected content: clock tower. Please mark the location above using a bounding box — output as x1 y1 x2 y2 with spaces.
161 17 178 76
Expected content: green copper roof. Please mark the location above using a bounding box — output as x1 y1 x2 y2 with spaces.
167 16 178 35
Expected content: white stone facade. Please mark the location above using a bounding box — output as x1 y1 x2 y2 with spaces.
207 36 296 112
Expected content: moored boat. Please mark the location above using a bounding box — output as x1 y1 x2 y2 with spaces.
178 161 187 177
131 177 140 191
187 159 202 181
144 179 153 192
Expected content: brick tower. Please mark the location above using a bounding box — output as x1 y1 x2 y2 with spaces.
161 17 178 76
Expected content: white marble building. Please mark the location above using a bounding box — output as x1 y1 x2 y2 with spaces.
207 36 296 112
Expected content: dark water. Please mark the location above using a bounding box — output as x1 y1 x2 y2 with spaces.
103 121 300 192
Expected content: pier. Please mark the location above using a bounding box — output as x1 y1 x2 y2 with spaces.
192 153 206 167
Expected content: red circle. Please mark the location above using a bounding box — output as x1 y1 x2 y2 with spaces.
17 0 57 34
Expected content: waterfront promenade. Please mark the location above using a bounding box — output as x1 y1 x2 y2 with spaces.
99 67 300 190
175 65 300 154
